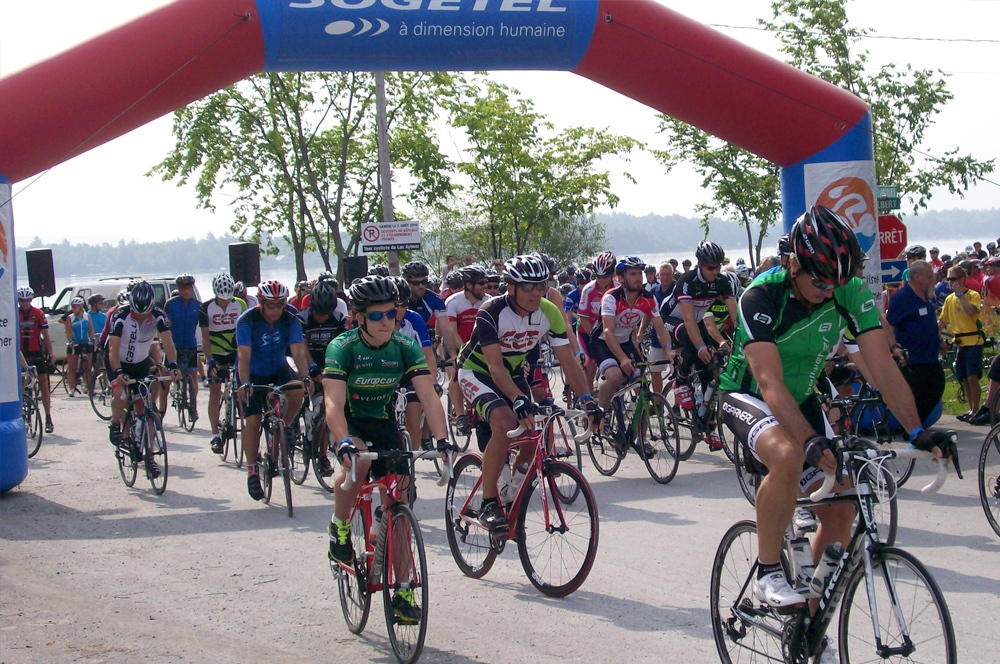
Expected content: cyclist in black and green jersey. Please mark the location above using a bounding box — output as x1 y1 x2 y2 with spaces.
457 254 601 531
719 205 958 622
324 276 454 623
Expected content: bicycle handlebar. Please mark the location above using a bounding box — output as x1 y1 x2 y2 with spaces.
507 420 593 444
810 447 951 502
339 449 454 491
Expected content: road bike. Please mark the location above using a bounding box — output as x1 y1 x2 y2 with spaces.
711 441 959 664
444 414 598 597
287 383 341 492
978 421 1000 538
249 381 303 517
587 361 680 484
667 347 734 462
333 447 450 664
22 367 44 458
170 356 198 432
89 350 113 421
115 374 173 495
213 365 245 467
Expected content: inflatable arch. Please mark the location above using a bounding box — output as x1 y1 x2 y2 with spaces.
0 0 880 491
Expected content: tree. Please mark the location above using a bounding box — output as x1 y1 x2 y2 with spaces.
447 81 629 266
149 72 456 282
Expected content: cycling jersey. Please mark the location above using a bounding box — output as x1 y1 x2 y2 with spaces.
593 285 657 343
298 305 349 366
459 295 568 376
323 329 429 419
445 291 485 343
410 291 446 328
660 268 735 325
199 297 248 359
18 306 48 354
235 306 304 377
164 295 201 350
398 309 432 348
90 310 107 340
720 270 880 405
576 280 610 328
108 305 170 365
62 311 93 345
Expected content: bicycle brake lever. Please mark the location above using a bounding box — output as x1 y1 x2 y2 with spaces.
946 441 963 479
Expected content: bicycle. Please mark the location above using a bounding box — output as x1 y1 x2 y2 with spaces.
89 350 113 421
711 439 959 664
212 364 245 467
22 367 44 458
288 383 342 492
444 414 598 597
978 422 1000 538
587 361 681 484
115 374 173 495
248 381 303 517
333 447 450 664
170 356 198 432
667 347 735 462
65 341 93 397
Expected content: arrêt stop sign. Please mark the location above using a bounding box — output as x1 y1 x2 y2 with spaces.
878 215 907 260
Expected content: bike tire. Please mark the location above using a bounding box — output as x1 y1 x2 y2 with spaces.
23 395 43 458
219 388 233 461
145 411 169 495
180 374 196 433
978 424 1000 538
89 369 113 421
733 438 761 507
260 425 274 505
289 414 310 486
715 391 737 464
337 503 372 634
852 402 915 488
444 454 497 579
516 460 599 598
636 392 680 485
710 520 787 664
838 547 957 664
313 420 338 493
382 503 429 664
852 439 898 546
233 396 245 468
446 392 473 453
545 414 583 503
277 425 294 517
665 385 699 461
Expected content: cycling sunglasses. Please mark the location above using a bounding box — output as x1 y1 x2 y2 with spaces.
516 282 548 292
408 279 428 286
365 309 398 321
475 280 488 286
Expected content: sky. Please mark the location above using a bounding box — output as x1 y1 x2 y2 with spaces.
2 0 999 246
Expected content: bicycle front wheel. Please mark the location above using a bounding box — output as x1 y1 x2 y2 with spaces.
587 427 624 476
733 439 762 507
289 416 310 486
978 424 1000 538
23 395 43 458
277 425 293 517
544 414 583 503
337 503 372 634
516 461 599 597
89 369 113 421
144 412 169 495
665 385 699 461
313 420 338 493
636 392 680 484
382 503 429 664
260 426 274 504
446 392 473 453
444 454 496 578
839 547 957 664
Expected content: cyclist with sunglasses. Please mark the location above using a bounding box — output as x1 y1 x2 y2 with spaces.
457 254 601 532
444 265 489 434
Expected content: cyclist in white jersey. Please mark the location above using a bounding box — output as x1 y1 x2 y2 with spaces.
200 272 248 453
444 265 488 434
576 250 618 391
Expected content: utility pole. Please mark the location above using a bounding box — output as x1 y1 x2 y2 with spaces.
375 72 398 276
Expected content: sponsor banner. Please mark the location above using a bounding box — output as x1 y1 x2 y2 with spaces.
0 180 17 403
259 0 600 72
361 220 422 253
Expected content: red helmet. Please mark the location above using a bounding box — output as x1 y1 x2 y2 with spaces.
257 280 288 302
790 205 862 289
592 251 617 277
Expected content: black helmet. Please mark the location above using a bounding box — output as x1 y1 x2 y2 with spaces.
485 268 501 283
401 261 429 280
904 244 926 259
578 267 594 282
309 279 339 315
389 276 411 303
615 255 645 273
369 264 390 278
175 273 195 287
233 280 247 298
695 241 725 265
790 205 862 289
505 254 550 284
530 251 557 277
445 271 464 290
462 264 488 284
129 281 156 314
348 276 398 312
778 234 792 256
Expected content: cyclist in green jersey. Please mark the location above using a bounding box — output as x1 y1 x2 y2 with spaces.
719 206 957 625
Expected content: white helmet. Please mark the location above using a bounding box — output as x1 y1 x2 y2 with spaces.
213 272 236 299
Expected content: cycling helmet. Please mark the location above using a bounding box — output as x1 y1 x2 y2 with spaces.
904 245 926 259
317 271 335 283
257 280 289 302
17 286 34 300
71 296 86 307
577 267 594 282
429 277 441 290
462 264 488 284
176 273 195 287
530 252 557 277
615 255 646 273
309 279 339 315
401 261 430 280
695 241 726 265
735 263 753 285
129 281 156 315
369 264 390 277
777 234 792 256
930 247 940 253
389 276 411 303
724 270 744 297
87 294 105 306
790 205 862 289
170 289 179 298
505 254 550 284
126 278 143 292
592 251 617 277
233 280 247 298
559 283 574 296
348 276 399 312
736 257 746 267
212 272 236 300
445 271 464 290
485 268 501 283
117 290 129 306
988 242 997 251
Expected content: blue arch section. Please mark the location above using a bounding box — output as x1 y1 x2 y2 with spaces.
0 173 27 494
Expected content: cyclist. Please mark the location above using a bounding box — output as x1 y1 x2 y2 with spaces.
234 280 258 308
718 205 956 624
577 251 618 392
61 296 95 396
17 287 55 433
106 281 180 476
389 276 439 459
324 276 454 625
659 241 737 431
164 274 202 421
457 254 601 531
236 280 310 501
200 272 248 454
444 265 488 435
590 256 673 449
484 269 502 298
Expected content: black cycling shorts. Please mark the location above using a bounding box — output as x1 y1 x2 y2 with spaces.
208 353 237 384
346 415 408 479
105 354 156 383
176 348 200 371
588 337 641 375
245 365 294 418
457 368 531 423
23 352 53 375
67 343 94 356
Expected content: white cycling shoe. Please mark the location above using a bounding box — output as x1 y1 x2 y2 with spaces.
755 570 806 607
794 506 818 531
818 638 840 663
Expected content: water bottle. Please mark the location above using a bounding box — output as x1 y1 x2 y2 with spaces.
694 389 704 418
808 542 845 597
509 463 530 498
498 465 514 505
789 537 815 594
698 384 714 419
369 506 390 579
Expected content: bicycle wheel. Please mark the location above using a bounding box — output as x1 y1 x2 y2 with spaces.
636 392 680 484
978 425 1000 538
852 440 898 546
587 405 624 476
233 397 245 468
665 384 699 461
853 402 914 488
144 412 169 495
382 503 429 664
839 547 957 664
23 395 43 458
289 415 310 486
313 421 338 493
991 393 999 428
516 461 599 597
277 425 294 517
400 430 417 508
711 520 788 664
337 503 372 634
180 375 196 432
446 392 473 453
544 414 583 503
260 425 274 504
733 439 761 507
89 369 113 421
219 387 233 461
444 454 497 578
714 392 737 464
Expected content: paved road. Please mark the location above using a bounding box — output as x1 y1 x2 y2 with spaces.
2 387 998 663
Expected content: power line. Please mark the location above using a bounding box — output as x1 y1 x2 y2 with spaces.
707 22 1000 44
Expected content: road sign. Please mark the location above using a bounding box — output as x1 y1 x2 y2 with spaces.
877 197 901 212
878 214 907 259
877 185 898 199
881 260 907 284
360 220 421 253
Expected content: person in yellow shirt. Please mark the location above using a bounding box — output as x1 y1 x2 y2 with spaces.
939 265 984 420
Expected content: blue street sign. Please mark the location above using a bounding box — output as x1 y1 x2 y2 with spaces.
881 259 906 284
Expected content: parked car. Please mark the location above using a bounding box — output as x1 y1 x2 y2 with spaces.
44 276 203 361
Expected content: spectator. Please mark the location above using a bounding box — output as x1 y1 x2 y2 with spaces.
758 255 780 272
939 265 984 421
886 261 944 426
982 256 1000 306
463 254 474 266
970 355 999 425
492 258 505 274
648 261 675 307
928 247 943 271
961 259 984 295
442 254 458 277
